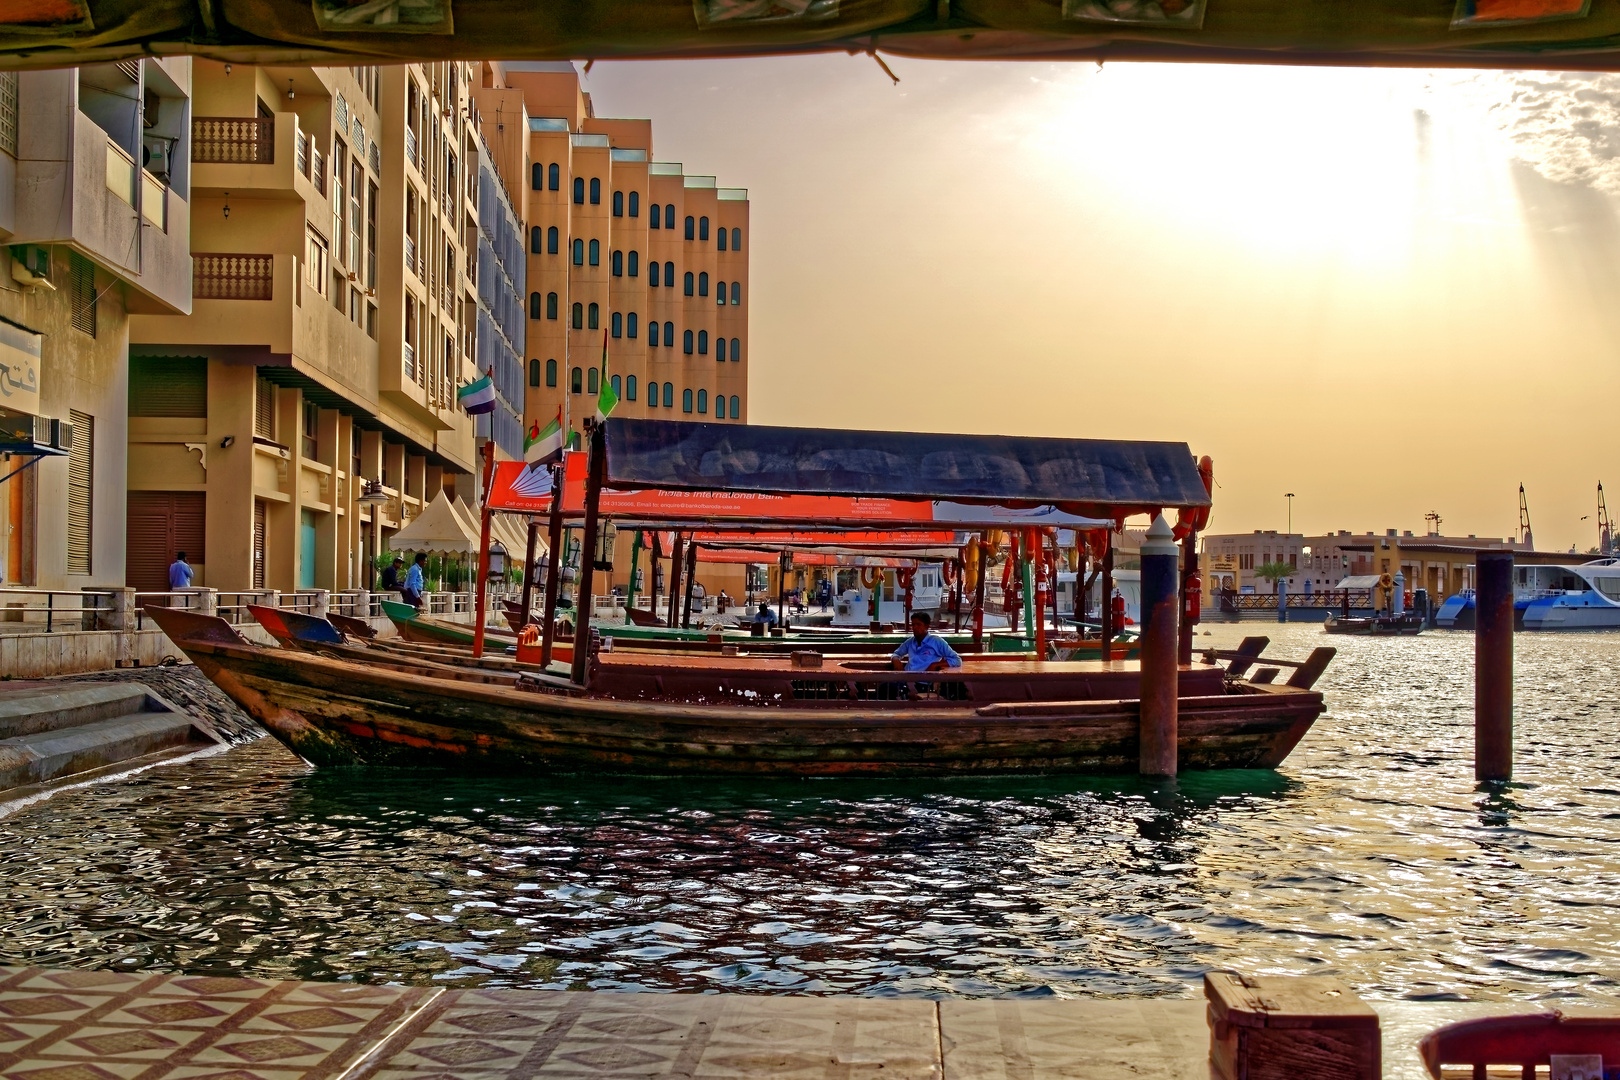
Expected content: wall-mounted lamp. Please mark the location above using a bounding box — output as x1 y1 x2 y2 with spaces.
224 63 232 75
222 192 230 219
219 435 235 449
287 79 295 101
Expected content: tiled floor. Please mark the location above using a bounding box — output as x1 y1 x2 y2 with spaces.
0 966 1593 1080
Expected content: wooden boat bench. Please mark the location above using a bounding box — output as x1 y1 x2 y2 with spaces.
1420 1011 1620 1079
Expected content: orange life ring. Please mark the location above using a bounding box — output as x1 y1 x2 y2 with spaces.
941 560 957 586
896 567 916 589
860 566 884 590
1379 573 1393 590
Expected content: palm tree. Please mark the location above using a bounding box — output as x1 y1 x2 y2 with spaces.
1253 560 1295 594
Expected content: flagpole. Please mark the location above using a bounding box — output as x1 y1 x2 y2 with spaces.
471 438 497 659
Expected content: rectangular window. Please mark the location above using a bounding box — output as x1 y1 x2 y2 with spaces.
0 71 17 158
306 227 329 295
69 254 96 336
366 302 378 339
302 399 320 460
67 411 93 574
130 357 207 417
255 377 276 440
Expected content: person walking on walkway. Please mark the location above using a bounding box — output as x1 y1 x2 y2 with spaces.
402 553 428 610
168 552 194 590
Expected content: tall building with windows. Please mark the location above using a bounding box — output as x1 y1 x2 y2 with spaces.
129 61 486 592
471 62 749 437
0 62 194 591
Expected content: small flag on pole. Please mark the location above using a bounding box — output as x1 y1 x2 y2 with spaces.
456 370 497 415
594 329 618 424
524 408 566 470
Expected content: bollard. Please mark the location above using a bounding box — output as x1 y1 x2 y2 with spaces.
1277 580 1287 624
1476 552 1514 782
1392 572 1405 617
1138 515 1180 777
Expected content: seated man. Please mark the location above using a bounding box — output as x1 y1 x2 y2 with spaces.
752 602 778 627
891 612 962 673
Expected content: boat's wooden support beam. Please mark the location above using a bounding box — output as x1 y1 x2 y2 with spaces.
1100 532 1115 661
683 540 699 629
538 463 566 670
1179 529 1198 666
667 531 685 629
972 533 988 651
1475 551 1514 782
1139 514 1180 777
472 439 496 660
519 517 540 629
570 424 607 685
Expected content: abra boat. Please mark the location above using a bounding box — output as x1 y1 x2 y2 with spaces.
1322 612 1425 636
148 605 1332 776
1435 559 1620 631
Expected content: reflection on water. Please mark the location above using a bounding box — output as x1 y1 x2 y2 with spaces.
3 625 1620 1001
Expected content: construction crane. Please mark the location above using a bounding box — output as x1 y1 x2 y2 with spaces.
1601 483 1613 556
1424 510 1443 536
1519 484 1534 550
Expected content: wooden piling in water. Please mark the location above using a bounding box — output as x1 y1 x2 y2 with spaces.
1139 515 1180 777
1475 551 1514 782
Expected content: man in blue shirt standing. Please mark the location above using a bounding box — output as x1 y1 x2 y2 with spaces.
168 552 194 590
891 611 962 672
402 553 428 609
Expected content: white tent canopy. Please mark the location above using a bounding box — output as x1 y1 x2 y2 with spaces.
388 490 480 555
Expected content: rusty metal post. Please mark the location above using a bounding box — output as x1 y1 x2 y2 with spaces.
1138 515 1180 778
471 439 497 659
1476 551 1514 782
666 531 685 628
569 424 607 685
519 517 540 628
1179 531 1197 665
538 464 565 669
972 534 988 651
683 540 699 629
1100 533 1115 661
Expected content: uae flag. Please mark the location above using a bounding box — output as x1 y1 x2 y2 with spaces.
456 371 497 415
594 330 618 423
524 409 566 470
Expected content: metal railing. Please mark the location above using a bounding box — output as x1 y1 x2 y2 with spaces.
404 235 417 277
312 146 326 196
295 128 309 176
1218 589 1374 612
194 253 274 301
0 590 115 633
193 116 274 164
405 126 417 169
216 590 277 625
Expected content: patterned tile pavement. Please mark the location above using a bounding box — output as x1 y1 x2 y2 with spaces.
0 966 1570 1079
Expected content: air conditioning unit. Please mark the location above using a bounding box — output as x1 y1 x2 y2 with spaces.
142 137 173 182
32 413 52 447
9 245 52 289
52 418 74 453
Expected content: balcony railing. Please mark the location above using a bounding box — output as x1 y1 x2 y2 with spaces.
141 170 167 230
404 234 417 277
403 341 416 381
194 253 274 301
192 116 274 164
105 140 136 204
405 126 417 169
295 129 309 176
312 146 326 196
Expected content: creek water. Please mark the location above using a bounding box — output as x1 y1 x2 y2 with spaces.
3 624 1619 1002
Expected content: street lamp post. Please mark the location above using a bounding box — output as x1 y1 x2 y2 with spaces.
1285 492 1295 537
358 479 391 592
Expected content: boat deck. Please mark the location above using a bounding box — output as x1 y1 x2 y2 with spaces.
0 964 1581 1079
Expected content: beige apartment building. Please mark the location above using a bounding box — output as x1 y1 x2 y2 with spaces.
1202 528 1522 598
0 62 194 591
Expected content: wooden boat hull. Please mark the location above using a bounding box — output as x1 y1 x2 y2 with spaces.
153 610 1326 777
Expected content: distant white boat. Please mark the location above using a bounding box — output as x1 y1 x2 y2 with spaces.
1435 558 1620 630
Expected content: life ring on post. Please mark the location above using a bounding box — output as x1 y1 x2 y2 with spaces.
1379 573 1393 590
860 566 884 591
896 567 916 590
941 560 957 586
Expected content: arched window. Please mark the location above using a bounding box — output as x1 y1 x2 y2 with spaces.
570 366 582 393
729 394 739 418
529 292 542 319
572 239 584 266
627 375 637 401
547 292 558 320
730 337 740 361
647 381 658 407
547 359 558 387
731 227 741 249
548 163 560 191
571 302 583 329
682 388 694 413
664 382 674 408
683 272 694 297
649 261 660 288
611 311 622 338
666 204 675 227
697 389 708 414
717 392 729 418
628 251 639 277
684 215 695 240
529 359 541 386
699 216 710 241
588 239 599 266
650 203 661 229
698 330 708 355
548 226 558 254
717 281 726 306
716 338 727 362
648 321 660 347
718 228 728 252
683 329 694 354
629 192 640 217
587 302 599 330
664 261 674 284
611 374 621 396
612 190 624 217
589 178 600 204
627 313 638 339
588 367 598 394
698 272 709 297
573 176 584 204
530 226 542 254
611 250 623 277
531 163 543 191
665 321 674 346
731 281 740 305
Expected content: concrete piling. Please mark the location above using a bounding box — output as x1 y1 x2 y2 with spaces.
1138 515 1180 778
1475 552 1514 782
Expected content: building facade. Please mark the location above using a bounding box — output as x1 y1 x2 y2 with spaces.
0 62 194 591
1201 528 1523 598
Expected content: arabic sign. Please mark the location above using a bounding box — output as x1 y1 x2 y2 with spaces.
0 320 42 418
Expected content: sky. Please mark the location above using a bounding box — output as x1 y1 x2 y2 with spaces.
576 57 1620 552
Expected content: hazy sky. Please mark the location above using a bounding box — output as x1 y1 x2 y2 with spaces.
578 58 1619 552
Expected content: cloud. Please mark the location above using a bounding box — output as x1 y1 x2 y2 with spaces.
1449 71 1620 195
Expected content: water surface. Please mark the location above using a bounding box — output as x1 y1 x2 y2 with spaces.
4 625 1619 1002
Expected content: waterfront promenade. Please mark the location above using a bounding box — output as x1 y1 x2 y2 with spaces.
0 965 1575 1079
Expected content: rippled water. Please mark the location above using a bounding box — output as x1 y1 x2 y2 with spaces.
4 624 1620 1002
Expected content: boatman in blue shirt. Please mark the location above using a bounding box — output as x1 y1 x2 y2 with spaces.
891 612 962 672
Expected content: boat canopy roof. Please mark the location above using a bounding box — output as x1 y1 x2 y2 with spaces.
16 2 1620 73
601 419 1210 517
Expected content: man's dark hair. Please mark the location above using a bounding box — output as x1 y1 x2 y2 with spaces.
392 557 404 565
176 551 187 561
414 553 428 564
911 611 931 626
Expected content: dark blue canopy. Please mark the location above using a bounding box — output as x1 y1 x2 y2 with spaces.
601 419 1210 513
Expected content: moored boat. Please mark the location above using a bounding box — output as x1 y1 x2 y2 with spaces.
1323 612 1425 636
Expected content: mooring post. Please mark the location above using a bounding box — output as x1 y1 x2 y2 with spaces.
1178 530 1198 665
1277 579 1288 624
1100 534 1115 662
1476 551 1514 782
1139 514 1180 777
570 423 607 685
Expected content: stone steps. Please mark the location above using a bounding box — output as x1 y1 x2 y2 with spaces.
0 683 222 794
